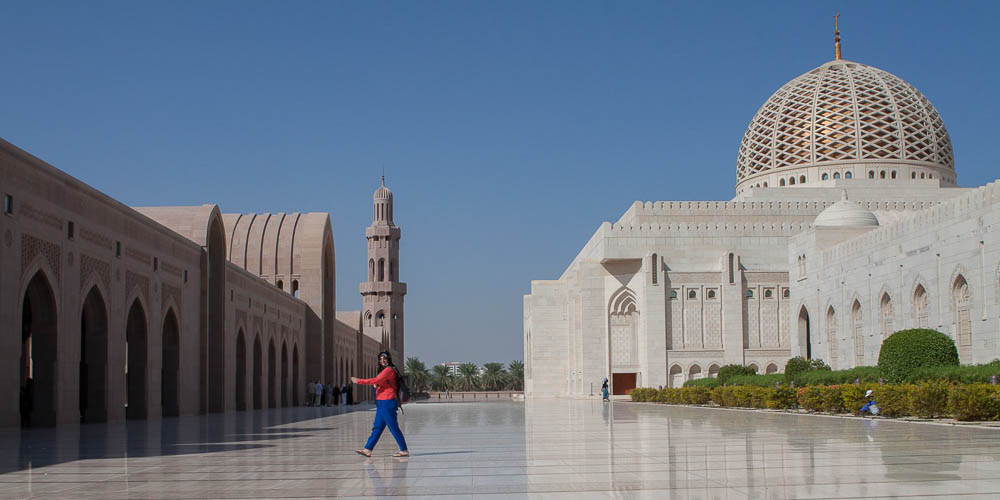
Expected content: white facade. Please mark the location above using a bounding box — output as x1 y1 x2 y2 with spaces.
523 54 1000 397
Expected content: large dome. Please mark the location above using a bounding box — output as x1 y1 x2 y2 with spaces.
736 59 954 191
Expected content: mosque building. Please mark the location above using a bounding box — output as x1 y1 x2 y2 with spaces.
523 25 1000 396
0 137 404 427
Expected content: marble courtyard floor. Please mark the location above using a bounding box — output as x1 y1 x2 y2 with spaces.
2 400 1000 499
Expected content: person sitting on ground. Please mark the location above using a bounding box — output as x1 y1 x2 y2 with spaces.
858 389 879 416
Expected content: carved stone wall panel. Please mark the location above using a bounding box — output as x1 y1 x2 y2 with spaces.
21 202 63 231
21 233 61 282
162 283 181 315
161 261 183 280
125 270 150 306
80 227 112 251
79 254 111 293
126 247 152 267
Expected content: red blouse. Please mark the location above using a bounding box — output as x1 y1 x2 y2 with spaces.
356 366 398 400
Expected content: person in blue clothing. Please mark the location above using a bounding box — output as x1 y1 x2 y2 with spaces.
601 378 610 401
859 389 879 416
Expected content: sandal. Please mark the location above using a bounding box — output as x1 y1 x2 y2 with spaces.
392 451 409 457
355 449 372 457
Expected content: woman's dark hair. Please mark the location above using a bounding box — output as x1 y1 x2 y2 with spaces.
378 350 395 367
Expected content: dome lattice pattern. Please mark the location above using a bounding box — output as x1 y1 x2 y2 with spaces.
737 60 953 182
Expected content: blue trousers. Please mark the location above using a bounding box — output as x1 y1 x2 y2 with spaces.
364 399 407 451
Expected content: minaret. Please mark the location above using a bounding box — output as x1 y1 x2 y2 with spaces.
361 176 406 363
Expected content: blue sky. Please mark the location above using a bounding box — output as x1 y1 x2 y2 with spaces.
3 1 998 366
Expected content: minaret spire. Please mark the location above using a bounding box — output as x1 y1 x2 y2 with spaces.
834 12 842 60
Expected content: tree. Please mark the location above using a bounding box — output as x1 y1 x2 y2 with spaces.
404 357 430 393
457 363 480 391
481 362 506 391
507 360 524 391
431 364 452 391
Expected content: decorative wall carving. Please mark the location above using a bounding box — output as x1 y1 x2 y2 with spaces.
126 246 152 266
80 227 112 251
162 283 181 316
21 202 63 231
21 233 61 281
126 269 150 306
79 254 111 294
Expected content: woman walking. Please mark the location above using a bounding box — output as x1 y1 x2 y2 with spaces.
352 351 409 457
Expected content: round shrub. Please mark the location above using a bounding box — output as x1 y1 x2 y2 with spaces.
878 329 959 383
784 356 812 381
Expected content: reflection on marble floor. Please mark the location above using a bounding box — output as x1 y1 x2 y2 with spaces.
1 400 999 498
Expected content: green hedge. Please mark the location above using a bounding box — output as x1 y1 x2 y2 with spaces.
683 377 720 388
630 382 1000 421
878 329 959 383
718 364 758 384
725 373 785 387
697 362 998 388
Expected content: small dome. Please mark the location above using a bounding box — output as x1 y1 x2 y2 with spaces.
814 191 879 228
374 177 392 201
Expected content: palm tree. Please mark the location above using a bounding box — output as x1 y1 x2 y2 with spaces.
481 362 506 391
431 364 451 391
507 360 524 391
457 363 480 391
404 357 430 393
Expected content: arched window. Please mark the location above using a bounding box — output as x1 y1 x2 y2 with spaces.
764 289 773 299
880 170 887 179
826 306 838 369
763 182 768 187
912 172 917 179
799 175 806 184
707 289 716 299
378 258 385 282
783 289 790 299
376 311 385 327
747 363 758 374
953 275 972 358
276 280 283 291
651 254 658 285
822 173 829 180
852 300 864 365
365 311 372 327
765 363 778 374
913 284 929 328
368 259 375 281
669 289 678 299
728 253 734 284
780 179 786 186
833 172 841 179
920 172 926 179
688 289 697 300
789 177 796 185
745 289 754 298
879 293 894 339
389 259 395 281
868 170 875 179
845 171 853 179
891 171 897 179
291 280 299 298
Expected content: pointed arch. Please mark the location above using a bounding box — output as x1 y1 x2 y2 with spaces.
125 298 148 419
281 341 289 407
268 338 277 408
797 305 811 359
20 269 59 427
911 279 930 328
765 363 778 374
708 363 720 378
688 363 702 380
952 273 972 361
879 290 894 340
826 305 838 370
747 363 759 374
253 333 263 409
235 329 247 411
851 299 865 366
161 307 181 417
292 344 300 406
669 364 683 388
80 285 109 423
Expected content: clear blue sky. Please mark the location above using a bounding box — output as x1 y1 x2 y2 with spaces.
3 1 998 367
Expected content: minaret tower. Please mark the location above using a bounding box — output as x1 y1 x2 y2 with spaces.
361 176 406 362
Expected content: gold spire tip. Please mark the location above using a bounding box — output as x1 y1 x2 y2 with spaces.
834 12 842 60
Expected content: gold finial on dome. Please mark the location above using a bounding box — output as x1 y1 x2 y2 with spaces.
834 12 842 60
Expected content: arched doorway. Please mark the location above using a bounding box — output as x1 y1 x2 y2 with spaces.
879 293 894 340
80 286 108 423
798 306 811 359
913 284 929 328
281 342 288 407
608 288 639 395
292 345 299 406
669 365 682 388
125 300 148 419
267 339 276 408
21 271 58 427
953 275 972 361
206 216 226 414
688 364 702 381
235 330 246 411
161 309 180 417
253 335 262 410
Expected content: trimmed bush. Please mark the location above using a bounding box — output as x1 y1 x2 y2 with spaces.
949 384 1000 421
821 385 845 412
910 380 951 418
630 388 656 402
726 373 785 388
718 364 758 384
766 386 797 409
873 385 913 417
798 386 826 412
840 384 874 413
784 357 813 381
683 377 720 388
794 366 880 386
878 329 959 383
904 360 1000 384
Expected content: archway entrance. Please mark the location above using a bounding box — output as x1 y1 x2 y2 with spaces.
161 309 180 417
21 271 58 427
292 346 299 406
80 286 108 423
281 342 288 407
253 335 262 410
798 306 811 359
235 330 246 411
267 340 276 408
125 300 148 419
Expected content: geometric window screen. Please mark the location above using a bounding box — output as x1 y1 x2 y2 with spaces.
737 60 953 183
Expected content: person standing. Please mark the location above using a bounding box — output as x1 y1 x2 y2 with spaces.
352 351 408 457
314 381 324 407
341 383 347 405
601 378 610 402
331 384 341 406
306 380 315 407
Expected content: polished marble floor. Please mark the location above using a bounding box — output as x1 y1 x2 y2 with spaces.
2 400 1000 499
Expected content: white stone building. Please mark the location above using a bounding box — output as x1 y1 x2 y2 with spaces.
523 41 1000 397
